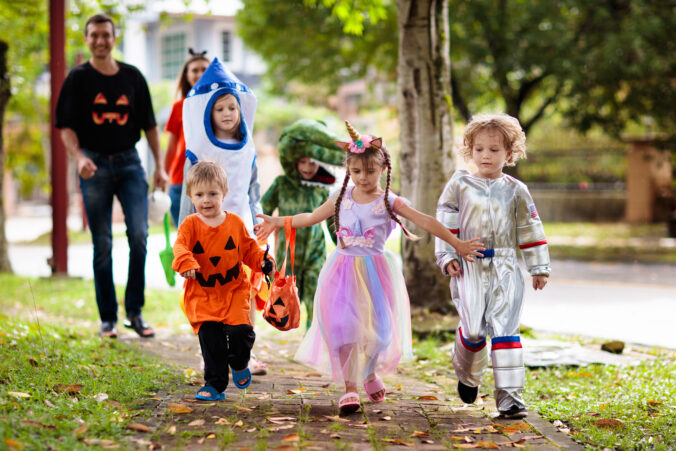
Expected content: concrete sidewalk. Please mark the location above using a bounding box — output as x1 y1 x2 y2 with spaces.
124 328 583 450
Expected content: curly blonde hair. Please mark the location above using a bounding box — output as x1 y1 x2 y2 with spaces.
460 113 527 166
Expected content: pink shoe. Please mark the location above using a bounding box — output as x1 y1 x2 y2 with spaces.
248 355 268 376
338 392 360 414
363 377 386 403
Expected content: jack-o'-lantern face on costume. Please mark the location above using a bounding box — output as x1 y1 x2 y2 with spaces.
91 93 129 126
192 236 241 287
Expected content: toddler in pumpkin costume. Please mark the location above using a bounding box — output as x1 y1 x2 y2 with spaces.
173 162 274 401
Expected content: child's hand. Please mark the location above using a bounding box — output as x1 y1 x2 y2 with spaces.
182 269 196 279
254 214 281 241
532 275 548 290
455 238 485 262
445 260 461 277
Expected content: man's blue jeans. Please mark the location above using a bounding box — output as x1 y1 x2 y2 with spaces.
80 148 149 323
168 183 182 227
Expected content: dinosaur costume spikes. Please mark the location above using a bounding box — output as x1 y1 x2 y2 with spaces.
345 121 361 142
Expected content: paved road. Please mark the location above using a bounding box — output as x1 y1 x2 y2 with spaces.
7 215 676 349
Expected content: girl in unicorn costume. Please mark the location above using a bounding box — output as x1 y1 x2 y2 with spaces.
178 57 261 233
255 121 483 413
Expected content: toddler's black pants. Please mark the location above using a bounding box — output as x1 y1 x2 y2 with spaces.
198 322 255 393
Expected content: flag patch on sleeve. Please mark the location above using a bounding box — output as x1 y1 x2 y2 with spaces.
529 204 538 218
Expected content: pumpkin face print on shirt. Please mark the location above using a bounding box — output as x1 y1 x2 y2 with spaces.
192 236 241 287
91 92 129 126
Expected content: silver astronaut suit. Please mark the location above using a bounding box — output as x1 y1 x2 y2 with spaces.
435 169 550 411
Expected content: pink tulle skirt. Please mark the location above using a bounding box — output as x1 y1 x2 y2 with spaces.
294 250 412 383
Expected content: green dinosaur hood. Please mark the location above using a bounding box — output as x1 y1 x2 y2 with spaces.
278 119 346 187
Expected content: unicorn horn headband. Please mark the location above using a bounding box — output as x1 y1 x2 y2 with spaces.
335 120 383 154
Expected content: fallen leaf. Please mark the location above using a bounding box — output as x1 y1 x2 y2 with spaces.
286 388 306 394
594 418 624 430
324 415 349 423
382 438 414 447
281 433 300 442
126 423 151 433
455 444 478 449
132 438 152 446
20 420 50 428
349 423 368 429
5 439 23 450
72 424 88 435
214 417 230 425
28 358 38 367
647 400 663 406
257 394 271 400
410 430 430 437
373 409 383 414
197 437 205 445
7 391 31 399
188 419 205 426
207 433 216 439
246 427 256 432
53 384 83 394
502 422 531 434
268 416 297 424
168 403 193 414
275 447 295 451
381 416 392 421
270 425 295 432
418 395 438 400
305 373 322 377
321 383 331 388
44 399 55 408
236 405 252 411
167 425 177 435
395 384 403 390
233 420 244 428
94 393 109 402
330 433 341 439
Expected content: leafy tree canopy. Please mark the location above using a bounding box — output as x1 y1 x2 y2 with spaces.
237 0 676 138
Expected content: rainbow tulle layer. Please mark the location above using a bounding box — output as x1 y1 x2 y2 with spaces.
294 250 412 382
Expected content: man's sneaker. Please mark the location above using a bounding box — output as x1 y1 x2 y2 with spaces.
457 381 478 403
499 405 528 419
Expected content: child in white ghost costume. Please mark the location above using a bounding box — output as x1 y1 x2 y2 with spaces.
178 57 268 375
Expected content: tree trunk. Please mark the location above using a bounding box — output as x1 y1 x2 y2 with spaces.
397 0 453 312
0 40 13 272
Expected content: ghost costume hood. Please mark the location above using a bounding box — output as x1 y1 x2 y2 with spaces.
182 58 258 232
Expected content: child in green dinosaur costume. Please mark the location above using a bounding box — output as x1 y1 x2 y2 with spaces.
262 119 345 328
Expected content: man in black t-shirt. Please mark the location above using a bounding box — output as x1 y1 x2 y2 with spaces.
56 14 168 339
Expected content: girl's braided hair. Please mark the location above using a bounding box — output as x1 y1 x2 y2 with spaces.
333 121 418 248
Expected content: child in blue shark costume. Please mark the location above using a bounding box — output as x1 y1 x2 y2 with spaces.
178 58 262 233
178 57 268 375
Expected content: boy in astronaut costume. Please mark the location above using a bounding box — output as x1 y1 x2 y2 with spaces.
435 113 550 419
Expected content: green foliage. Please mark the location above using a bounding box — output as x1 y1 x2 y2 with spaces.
238 0 676 139
236 0 397 94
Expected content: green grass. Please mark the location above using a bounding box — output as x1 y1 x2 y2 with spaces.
410 335 676 450
0 316 181 450
0 274 186 449
0 274 186 335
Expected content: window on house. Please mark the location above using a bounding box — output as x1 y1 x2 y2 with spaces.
161 32 186 79
222 31 231 62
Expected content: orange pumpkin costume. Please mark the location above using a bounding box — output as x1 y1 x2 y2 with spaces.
173 212 271 334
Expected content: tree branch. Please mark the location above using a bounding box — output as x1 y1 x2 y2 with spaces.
450 73 471 123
